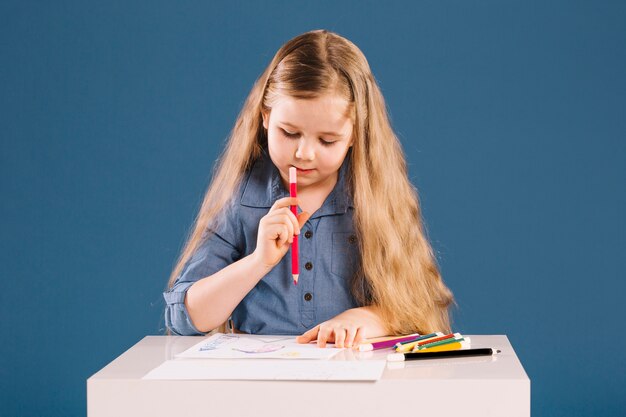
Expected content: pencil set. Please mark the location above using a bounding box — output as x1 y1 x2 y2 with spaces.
359 332 500 361
393 332 470 353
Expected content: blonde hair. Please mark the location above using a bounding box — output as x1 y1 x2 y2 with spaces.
168 30 454 335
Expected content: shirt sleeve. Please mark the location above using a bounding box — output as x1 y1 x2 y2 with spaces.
163 204 243 335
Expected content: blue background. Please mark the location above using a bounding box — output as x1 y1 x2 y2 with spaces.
1 1 624 416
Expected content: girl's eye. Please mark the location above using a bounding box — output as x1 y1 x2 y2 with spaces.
280 128 336 146
281 128 300 138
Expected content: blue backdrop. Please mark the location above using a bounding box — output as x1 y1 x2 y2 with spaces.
1 1 624 416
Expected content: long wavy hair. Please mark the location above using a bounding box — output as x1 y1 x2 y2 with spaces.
168 30 454 335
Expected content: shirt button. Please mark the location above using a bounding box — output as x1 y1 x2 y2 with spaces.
304 230 313 239
348 235 357 244
304 293 313 301
304 262 313 270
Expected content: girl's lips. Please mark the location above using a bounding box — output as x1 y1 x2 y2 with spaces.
295 167 315 174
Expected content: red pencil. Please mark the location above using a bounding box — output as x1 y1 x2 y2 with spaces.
289 167 298 285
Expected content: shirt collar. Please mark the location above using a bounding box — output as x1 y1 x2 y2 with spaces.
240 149 353 217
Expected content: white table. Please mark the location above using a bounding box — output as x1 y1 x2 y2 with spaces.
88 335 530 417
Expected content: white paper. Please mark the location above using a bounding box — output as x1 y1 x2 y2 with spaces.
175 333 341 360
142 359 386 381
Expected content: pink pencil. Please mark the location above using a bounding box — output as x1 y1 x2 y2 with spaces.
289 167 299 285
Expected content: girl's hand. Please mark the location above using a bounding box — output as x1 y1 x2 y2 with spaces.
252 197 310 270
296 307 389 348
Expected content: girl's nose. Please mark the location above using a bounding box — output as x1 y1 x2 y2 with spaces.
295 139 315 161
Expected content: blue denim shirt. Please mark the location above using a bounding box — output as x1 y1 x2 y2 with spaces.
163 150 360 335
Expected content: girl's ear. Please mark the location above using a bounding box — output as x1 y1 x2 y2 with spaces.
261 111 269 130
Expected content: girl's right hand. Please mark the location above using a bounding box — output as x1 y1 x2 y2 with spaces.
253 197 310 270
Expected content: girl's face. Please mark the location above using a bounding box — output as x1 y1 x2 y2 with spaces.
263 93 354 193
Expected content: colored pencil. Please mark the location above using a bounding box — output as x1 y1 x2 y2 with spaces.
387 347 500 361
415 333 464 350
414 339 470 353
395 332 439 346
289 167 298 285
360 333 421 344
395 332 444 353
357 333 421 351
414 332 455 347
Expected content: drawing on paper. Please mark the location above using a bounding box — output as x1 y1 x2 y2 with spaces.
199 334 240 351
199 334 285 354
232 343 284 354
177 333 341 360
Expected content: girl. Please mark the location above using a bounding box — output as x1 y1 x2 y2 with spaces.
164 30 454 348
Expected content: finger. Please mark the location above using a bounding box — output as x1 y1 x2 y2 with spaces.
334 327 348 348
296 326 319 344
275 213 296 239
284 211 300 236
353 327 367 349
317 325 334 348
276 224 290 247
344 326 358 348
290 211 302 235
284 208 301 235
267 210 299 236
297 211 311 228
268 224 287 247
270 197 301 212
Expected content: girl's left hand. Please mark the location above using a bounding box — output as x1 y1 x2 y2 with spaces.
295 307 388 348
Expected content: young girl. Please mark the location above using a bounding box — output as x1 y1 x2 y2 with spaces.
164 30 454 348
